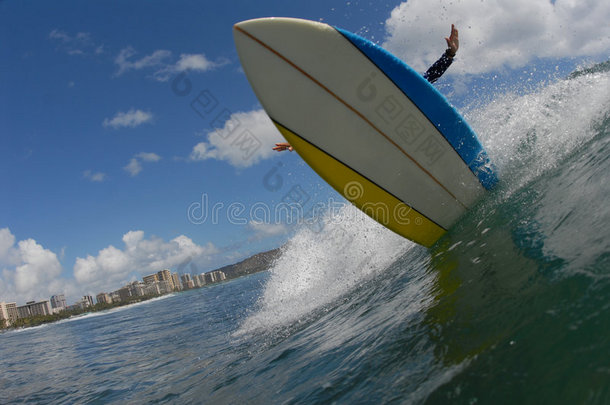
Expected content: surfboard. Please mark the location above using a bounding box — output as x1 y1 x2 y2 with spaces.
233 17 498 247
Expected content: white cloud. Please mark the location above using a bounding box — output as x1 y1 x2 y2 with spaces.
114 46 172 77
0 228 220 304
114 47 226 81
103 109 154 129
0 228 19 267
73 230 219 293
49 29 101 56
124 152 161 177
248 221 288 239
136 152 161 162
0 228 69 303
189 109 284 168
49 29 71 42
124 158 142 177
174 53 226 73
382 0 610 75
83 170 106 182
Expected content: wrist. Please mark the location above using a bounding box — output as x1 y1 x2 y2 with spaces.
445 48 456 58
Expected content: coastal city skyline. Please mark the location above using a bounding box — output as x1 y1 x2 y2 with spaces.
1 266 228 328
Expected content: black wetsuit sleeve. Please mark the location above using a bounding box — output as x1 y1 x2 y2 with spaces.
423 51 454 83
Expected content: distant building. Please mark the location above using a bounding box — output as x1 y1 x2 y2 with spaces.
144 282 161 296
96 293 112 305
118 286 132 301
204 270 226 284
181 274 192 289
0 302 18 326
110 291 121 303
143 274 159 284
74 296 94 310
158 280 173 294
127 281 145 297
194 274 206 288
145 282 160 296
0 303 6 326
172 272 182 291
17 300 52 318
157 269 175 291
50 294 67 312
84 296 94 307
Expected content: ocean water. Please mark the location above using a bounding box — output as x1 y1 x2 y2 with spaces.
1 64 609 404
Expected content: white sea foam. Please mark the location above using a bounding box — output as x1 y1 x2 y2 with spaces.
239 205 410 333
467 68 610 194
467 66 610 272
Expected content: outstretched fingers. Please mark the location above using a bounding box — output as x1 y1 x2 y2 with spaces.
445 24 459 56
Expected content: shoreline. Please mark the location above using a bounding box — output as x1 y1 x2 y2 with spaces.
1 247 281 333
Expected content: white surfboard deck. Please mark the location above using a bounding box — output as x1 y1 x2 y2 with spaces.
233 17 497 247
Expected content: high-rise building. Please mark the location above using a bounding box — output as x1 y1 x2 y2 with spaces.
0 302 6 326
118 286 132 301
181 274 195 290
157 280 173 294
172 272 182 291
84 296 94 307
194 274 206 288
17 300 52 318
157 269 175 291
96 293 112 305
143 282 161 296
203 270 227 284
127 281 145 297
143 274 159 284
50 294 67 311
0 302 18 326
110 291 121 303
74 296 94 310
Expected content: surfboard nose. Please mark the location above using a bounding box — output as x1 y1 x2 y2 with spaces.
234 17 331 41
235 17 300 29
234 17 283 33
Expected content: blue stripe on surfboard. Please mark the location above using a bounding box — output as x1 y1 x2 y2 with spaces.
334 27 498 190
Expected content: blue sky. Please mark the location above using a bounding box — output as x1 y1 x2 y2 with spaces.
1 0 608 304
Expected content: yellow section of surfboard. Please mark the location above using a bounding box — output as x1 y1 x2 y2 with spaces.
274 122 445 247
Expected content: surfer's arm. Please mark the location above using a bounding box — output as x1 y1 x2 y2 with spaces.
273 142 293 152
423 52 454 83
423 24 459 84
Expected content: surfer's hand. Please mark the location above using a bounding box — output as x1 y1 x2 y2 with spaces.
273 142 293 152
445 24 459 57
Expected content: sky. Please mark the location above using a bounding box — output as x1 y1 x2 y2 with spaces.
1 0 609 305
